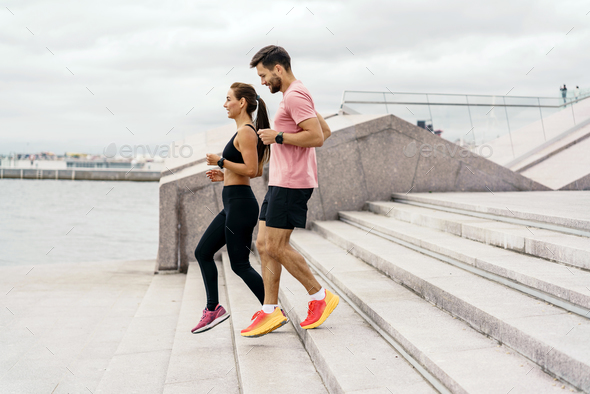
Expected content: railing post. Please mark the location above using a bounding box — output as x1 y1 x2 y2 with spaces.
466 95 475 144
339 90 346 115
426 94 433 132
503 96 515 159
571 101 577 125
537 97 547 141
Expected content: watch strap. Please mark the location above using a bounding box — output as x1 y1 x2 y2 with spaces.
276 132 284 144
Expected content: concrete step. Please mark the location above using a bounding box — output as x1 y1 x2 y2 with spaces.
367 200 590 271
345 206 590 314
290 229 577 394
0 260 156 394
95 271 186 394
308 220 590 392
221 252 327 394
249 255 438 394
391 191 590 235
162 260 239 394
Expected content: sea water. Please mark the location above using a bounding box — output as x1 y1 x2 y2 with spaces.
0 179 159 266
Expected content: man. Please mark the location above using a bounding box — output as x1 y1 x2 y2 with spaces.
240 45 338 338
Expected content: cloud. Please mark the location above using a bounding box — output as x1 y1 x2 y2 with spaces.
1 0 588 154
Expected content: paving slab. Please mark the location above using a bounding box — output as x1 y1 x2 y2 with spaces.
0 260 155 394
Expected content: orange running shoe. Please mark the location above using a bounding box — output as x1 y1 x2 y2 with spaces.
300 289 339 329
241 307 288 338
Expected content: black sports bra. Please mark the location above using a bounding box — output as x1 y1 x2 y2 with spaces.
222 124 256 164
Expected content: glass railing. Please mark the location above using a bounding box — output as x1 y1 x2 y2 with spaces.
339 90 590 149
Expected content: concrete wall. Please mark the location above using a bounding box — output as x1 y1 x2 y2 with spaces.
156 113 550 272
560 173 590 191
156 161 268 273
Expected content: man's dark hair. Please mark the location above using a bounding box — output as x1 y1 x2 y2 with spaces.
249 45 291 72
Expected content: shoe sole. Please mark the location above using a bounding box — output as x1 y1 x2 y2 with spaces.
241 317 288 338
191 312 230 334
301 294 340 329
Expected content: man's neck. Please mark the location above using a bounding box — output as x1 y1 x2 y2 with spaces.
280 74 298 94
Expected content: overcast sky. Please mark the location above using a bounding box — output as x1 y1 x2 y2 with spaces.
1 0 588 155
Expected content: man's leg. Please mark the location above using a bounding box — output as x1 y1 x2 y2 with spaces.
264 226 321 296
256 220 282 305
264 223 339 330
240 212 289 337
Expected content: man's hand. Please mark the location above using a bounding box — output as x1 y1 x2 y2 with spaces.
205 169 224 182
257 128 279 145
206 153 221 166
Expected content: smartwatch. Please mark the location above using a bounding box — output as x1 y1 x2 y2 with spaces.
217 157 225 169
275 132 284 144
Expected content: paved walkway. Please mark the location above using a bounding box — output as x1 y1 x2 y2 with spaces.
0 259 157 393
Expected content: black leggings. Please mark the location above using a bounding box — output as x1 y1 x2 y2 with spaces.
194 185 264 309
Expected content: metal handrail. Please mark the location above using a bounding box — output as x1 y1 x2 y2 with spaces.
341 92 590 109
342 90 590 100
339 90 590 158
341 100 586 108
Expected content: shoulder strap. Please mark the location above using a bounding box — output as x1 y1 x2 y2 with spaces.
244 124 256 131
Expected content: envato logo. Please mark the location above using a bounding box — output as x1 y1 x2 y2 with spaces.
103 141 193 159
402 141 493 159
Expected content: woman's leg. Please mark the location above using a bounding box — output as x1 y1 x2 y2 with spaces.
194 209 226 310
225 196 265 305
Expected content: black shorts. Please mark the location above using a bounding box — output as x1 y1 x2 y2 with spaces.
259 186 314 230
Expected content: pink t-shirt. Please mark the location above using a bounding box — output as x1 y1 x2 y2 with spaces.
268 80 318 189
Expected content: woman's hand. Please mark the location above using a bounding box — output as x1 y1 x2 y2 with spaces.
205 169 224 182
206 153 221 166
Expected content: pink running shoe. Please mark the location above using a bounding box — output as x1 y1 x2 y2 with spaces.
191 305 230 334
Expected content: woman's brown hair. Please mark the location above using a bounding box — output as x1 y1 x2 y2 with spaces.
230 82 271 176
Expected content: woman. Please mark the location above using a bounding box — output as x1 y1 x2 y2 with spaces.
191 82 271 334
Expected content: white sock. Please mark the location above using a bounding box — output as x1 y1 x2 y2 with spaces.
262 304 278 314
309 287 326 301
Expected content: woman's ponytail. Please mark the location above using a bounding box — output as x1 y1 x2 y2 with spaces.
254 97 271 176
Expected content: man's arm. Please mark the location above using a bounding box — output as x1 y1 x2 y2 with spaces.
257 117 324 148
316 112 331 141
282 116 324 147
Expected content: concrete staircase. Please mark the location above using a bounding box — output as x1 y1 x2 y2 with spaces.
157 254 437 394
287 194 590 393
88 193 590 393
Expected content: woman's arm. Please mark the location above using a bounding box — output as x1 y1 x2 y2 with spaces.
205 126 259 178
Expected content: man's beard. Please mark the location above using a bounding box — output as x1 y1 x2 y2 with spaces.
269 75 282 93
